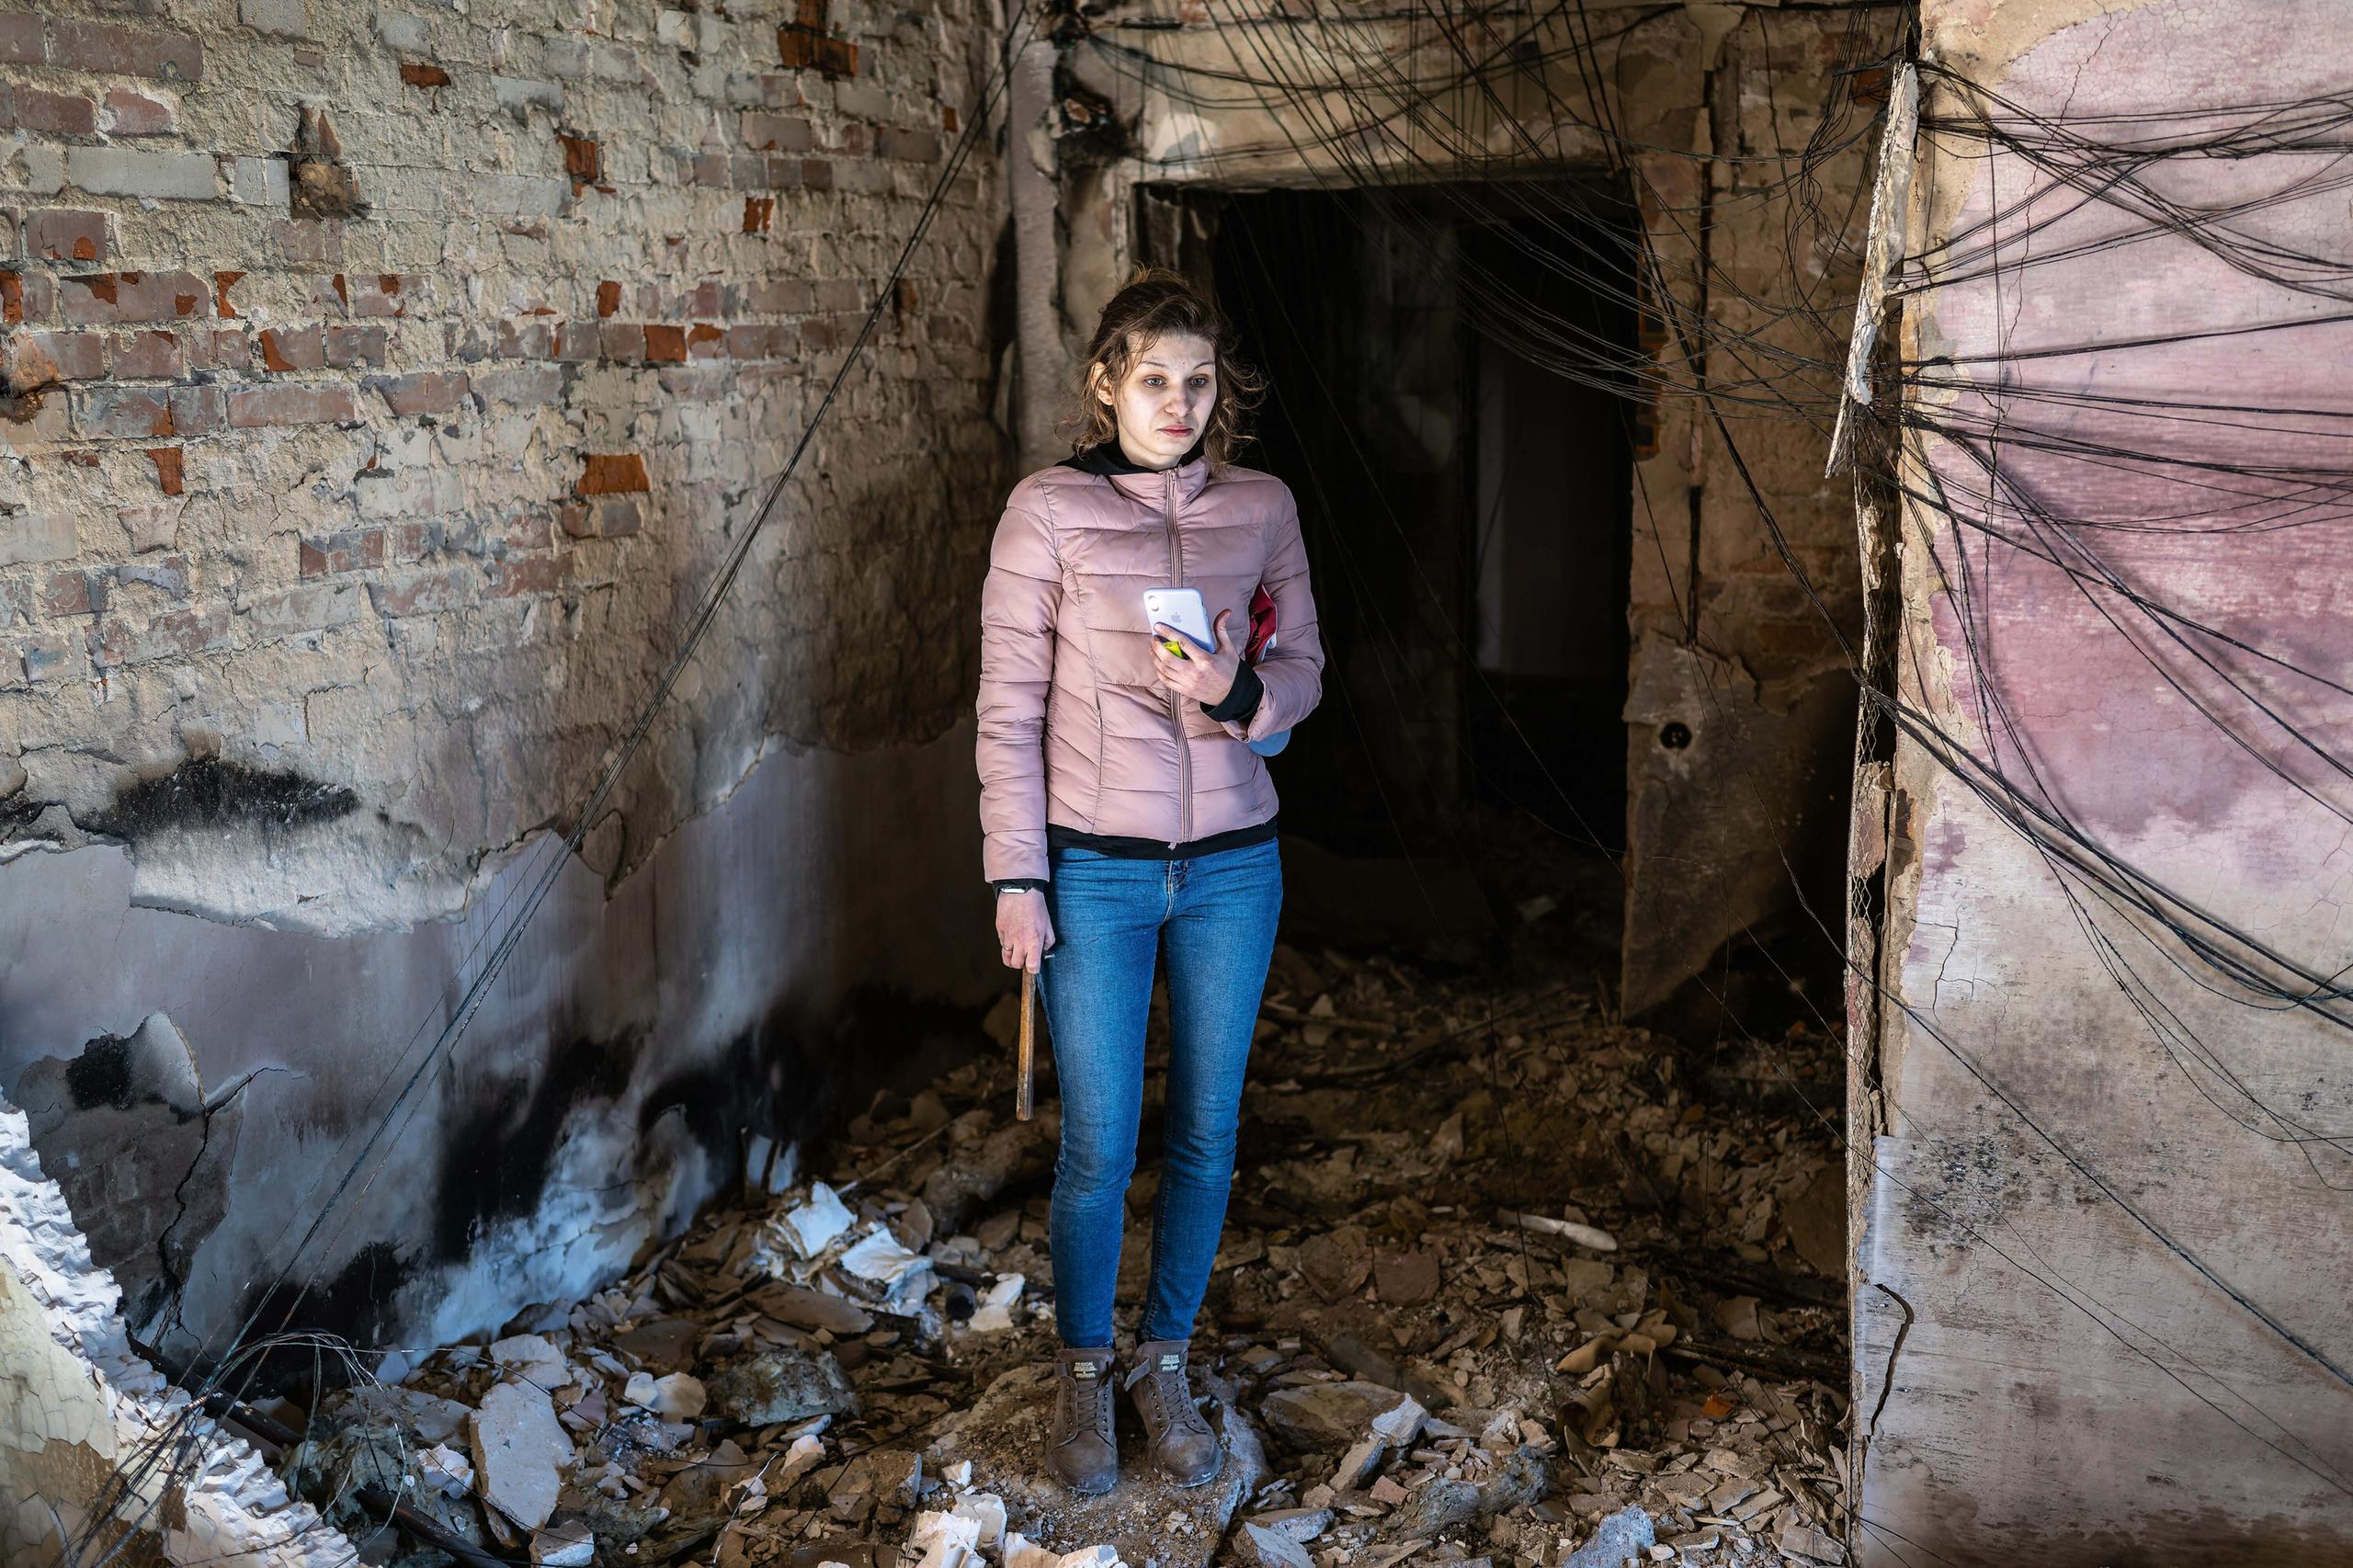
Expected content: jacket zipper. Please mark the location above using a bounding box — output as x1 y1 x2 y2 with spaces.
1163 467 1192 845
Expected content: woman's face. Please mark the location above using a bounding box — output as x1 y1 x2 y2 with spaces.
1095 332 1216 469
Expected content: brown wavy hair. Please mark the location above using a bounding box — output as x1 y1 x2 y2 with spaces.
1061 267 1267 469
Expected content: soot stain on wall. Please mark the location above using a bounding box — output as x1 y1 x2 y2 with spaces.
432 1033 640 1265
85 756 360 842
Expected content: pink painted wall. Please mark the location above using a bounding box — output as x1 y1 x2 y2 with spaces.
1859 2 2353 1561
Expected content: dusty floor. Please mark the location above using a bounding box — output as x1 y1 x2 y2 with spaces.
265 877 1853 1568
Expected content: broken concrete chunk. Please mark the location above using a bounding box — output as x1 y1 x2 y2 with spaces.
1330 1437 1386 1491
1270 1384 1412 1440
650 1371 707 1421
491 1332 570 1390
961 1271 1026 1333
1374 1250 1440 1305
755 1281 875 1335
707 1346 858 1426
839 1227 929 1286
1778 1522 1845 1562
1237 1523 1315 1568
1297 1224 1374 1302
471 1378 571 1531
948 1489 1007 1547
417 1442 474 1498
1563 1506 1655 1568
530 1519 597 1566
1501 1210 1618 1252
1247 1507 1333 1544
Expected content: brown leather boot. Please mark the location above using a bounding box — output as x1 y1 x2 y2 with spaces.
1048 1346 1118 1495
1123 1338 1222 1486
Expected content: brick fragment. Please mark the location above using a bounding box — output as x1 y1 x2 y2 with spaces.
483 553 573 597
112 330 181 379
215 270 245 317
688 323 723 358
101 88 176 136
257 326 325 372
559 131 600 185
116 551 189 597
90 608 231 667
41 569 101 618
76 384 173 438
643 324 686 363
741 113 813 152
9 87 97 136
878 127 941 162
228 382 358 427
578 453 649 494
400 61 450 87
0 12 40 66
53 19 204 83
26 210 106 264
60 271 207 325
324 324 387 367
19 331 103 382
169 383 225 434
554 321 597 361
299 527 384 576
744 196 775 233
495 319 552 359
366 369 467 415
145 447 183 495
596 280 622 317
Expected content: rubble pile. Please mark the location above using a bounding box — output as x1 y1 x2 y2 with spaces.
264 939 1851 1568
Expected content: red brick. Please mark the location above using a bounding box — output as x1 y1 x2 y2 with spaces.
741 112 812 153
495 319 552 358
688 280 728 315
351 274 410 318
9 87 97 136
746 279 813 313
51 20 202 83
168 383 225 434
228 382 358 427
324 324 386 368
690 153 730 188
0 13 40 66
596 280 621 318
598 321 638 359
75 384 173 437
744 196 775 234
60 271 206 325
763 156 804 190
554 321 598 361
188 327 249 370
26 210 107 265
366 369 467 415
41 569 100 619
484 553 573 597
642 324 686 363
578 453 649 494
688 323 724 359
145 447 183 495
110 330 180 379
257 326 325 372
801 159 833 191
561 495 642 539
813 279 862 312
101 88 175 136
19 331 103 381
214 270 244 317
559 132 600 184
298 527 384 576
89 608 231 667
400 61 450 88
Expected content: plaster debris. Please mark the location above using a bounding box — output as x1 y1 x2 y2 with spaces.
233 941 1847 1568
472 1378 572 1530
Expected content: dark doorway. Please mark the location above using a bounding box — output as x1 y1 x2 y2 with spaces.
1137 180 1639 951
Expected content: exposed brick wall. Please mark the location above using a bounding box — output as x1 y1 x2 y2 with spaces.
0 0 1006 933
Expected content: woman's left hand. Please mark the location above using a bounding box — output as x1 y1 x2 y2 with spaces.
1151 609 1242 706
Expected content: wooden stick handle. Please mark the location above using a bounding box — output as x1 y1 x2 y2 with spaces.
1016 966 1036 1122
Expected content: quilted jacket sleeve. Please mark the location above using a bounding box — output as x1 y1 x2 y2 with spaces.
975 493 1061 885
1216 485 1322 744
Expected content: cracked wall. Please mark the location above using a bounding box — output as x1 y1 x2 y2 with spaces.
1855 1 2353 1560
1047 0 1882 1022
2 1100 361 1566
0 0 1011 1391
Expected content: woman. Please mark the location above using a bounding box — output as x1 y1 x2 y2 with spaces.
974 268 1324 1494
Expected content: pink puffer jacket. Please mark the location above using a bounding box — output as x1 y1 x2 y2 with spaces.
975 453 1324 884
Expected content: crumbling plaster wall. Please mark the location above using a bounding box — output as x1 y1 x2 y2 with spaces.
1 0 1011 1375
2 1102 359 1566
1045 0 1873 1016
1854 1 2353 1560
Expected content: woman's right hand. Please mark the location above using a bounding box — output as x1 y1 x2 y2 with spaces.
996 889 1055 972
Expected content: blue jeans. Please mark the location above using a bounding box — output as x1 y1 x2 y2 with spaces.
1038 836 1283 1347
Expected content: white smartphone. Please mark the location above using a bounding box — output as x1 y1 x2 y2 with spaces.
1142 586 1212 657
